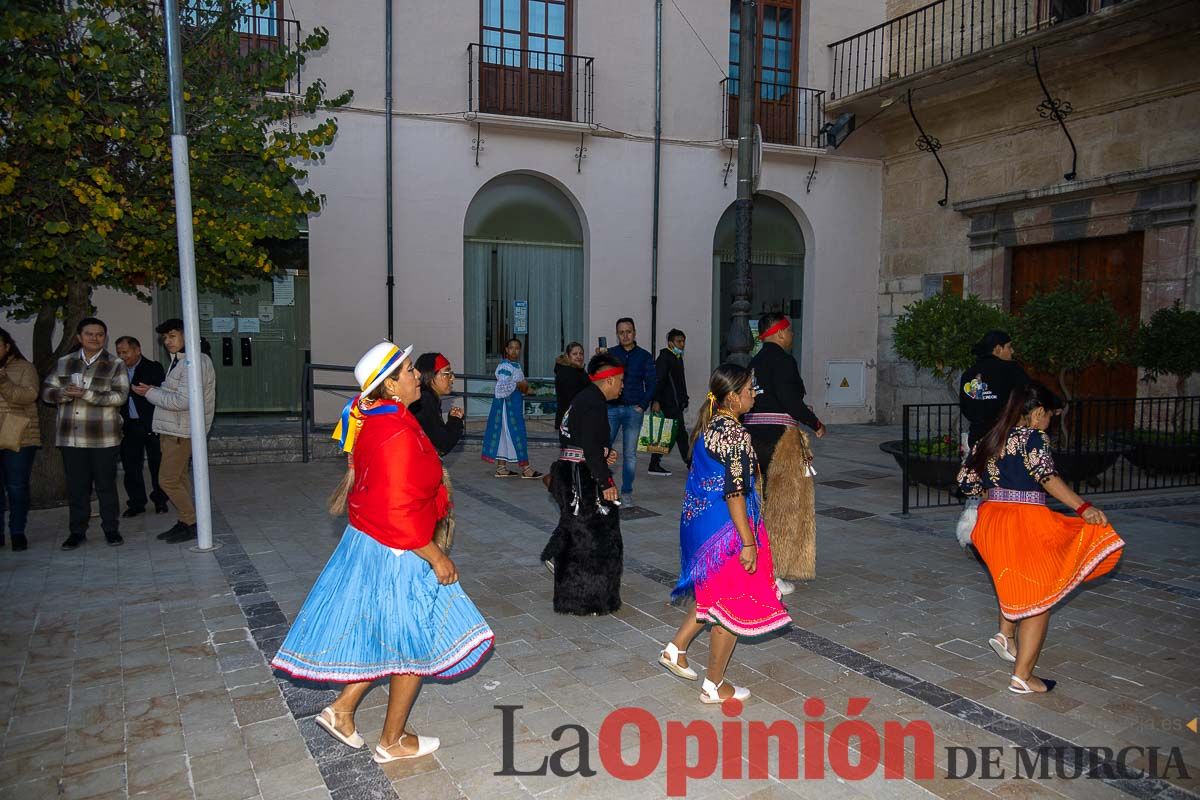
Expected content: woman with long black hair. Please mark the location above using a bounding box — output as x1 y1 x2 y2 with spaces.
957 382 1124 694
658 364 791 703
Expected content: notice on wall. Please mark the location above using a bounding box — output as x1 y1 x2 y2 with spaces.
257 302 275 323
238 317 261 334
513 300 528 335
272 274 295 306
198 302 215 322
211 317 235 334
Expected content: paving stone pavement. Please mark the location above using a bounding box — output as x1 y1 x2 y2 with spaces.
2 424 1198 799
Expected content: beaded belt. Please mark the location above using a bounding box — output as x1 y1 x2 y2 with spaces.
742 412 797 428
986 488 1046 505
559 447 585 463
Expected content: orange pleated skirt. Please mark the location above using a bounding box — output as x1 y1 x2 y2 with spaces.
971 501 1125 621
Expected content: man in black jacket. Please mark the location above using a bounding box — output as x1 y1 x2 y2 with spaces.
648 328 690 476
746 312 825 592
115 336 167 517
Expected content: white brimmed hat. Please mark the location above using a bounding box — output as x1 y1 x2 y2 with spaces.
354 342 413 396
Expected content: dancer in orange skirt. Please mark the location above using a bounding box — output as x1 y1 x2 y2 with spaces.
957 382 1124 695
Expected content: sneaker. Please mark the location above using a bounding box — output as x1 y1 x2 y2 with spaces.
620 493 633 507
61 534 86 551
775 578 795 596
11 534 27 552
105 533 125 547
647 464 672 477
156 522 186 541
163 523 198 544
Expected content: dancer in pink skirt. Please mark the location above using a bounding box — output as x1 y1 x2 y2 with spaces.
657 364 791 703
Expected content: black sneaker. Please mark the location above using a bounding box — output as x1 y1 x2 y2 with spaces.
61 535 86 551
11 534 27 552
648 464 672 477
122 507 144 518
163 523 198 544
105 533 124 547
156 522 186 541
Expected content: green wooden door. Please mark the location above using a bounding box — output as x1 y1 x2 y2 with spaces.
155 272 310 413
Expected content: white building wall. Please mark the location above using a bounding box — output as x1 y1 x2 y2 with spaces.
17 1 885 426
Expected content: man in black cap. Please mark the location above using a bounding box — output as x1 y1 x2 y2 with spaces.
959 330 1032 447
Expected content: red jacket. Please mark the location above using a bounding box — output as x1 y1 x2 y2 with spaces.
348 400 448 550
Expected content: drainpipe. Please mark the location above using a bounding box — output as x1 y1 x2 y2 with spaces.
384 0 395 341
650 0 663 348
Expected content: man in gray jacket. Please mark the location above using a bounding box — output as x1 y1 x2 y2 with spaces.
131 318 216 544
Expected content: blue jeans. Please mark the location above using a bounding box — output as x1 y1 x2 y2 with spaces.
607 405 644 495
0 446 38 537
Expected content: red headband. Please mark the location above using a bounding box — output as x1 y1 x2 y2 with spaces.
760 318 791 339
433 354 450 373
590 366 624 382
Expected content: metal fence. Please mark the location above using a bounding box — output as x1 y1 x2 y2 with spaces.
300 363 558 463
888 396 1200 513
467 43 594 124
720 78 827 149
828 0 1127 99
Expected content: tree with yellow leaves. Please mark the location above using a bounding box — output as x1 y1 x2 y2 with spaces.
0 0 351 503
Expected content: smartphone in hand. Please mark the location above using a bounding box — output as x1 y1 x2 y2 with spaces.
598 336 607 349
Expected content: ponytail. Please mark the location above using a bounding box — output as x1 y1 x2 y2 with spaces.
328 460 354 515
689 364 752 452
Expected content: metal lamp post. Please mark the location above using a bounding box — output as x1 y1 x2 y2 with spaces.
727 0 757 367
162 0 216 552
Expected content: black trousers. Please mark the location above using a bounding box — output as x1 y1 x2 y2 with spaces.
121 418 166 510
61 446 121 537
649 414 690 467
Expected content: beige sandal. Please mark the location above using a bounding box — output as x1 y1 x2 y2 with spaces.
373 732 440 762
314 706 365 748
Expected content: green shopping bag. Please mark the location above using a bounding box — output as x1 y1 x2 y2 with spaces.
637 412 676 454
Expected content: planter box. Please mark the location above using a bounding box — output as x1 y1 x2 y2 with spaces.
1111 433 1200 476
880 440 961 489
1053 449 1124 488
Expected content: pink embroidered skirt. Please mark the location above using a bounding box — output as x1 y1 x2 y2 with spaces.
694 520 792 636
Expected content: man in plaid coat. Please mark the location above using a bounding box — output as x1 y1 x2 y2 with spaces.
41 317 130 550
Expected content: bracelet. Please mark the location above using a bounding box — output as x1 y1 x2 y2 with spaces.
741 543 755 549
1075 501 1093 515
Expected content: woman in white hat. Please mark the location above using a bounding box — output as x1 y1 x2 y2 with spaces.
271 342 494 762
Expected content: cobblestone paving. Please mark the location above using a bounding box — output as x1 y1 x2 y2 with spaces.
2 425 1198 799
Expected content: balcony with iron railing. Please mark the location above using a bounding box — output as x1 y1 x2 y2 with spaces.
721 78 827 149
828 0 1131 102
467 43 594 125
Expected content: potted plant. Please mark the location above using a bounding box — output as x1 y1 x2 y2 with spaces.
1123 301 1200 475
1012 283 1132 484
884 292 1012 487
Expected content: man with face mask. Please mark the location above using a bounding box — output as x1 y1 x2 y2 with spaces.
648 329 690 476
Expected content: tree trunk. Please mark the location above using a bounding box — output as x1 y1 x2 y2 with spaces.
30 286 93 509
1056 368 1075 448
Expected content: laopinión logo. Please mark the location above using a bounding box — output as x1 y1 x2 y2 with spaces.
495 699 1192 797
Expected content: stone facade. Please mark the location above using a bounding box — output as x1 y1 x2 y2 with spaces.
873 3 1200 421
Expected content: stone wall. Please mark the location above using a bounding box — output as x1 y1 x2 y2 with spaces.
875 24 1200 421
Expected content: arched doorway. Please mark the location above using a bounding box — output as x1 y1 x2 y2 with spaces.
712 195 805 368
463 174 585 378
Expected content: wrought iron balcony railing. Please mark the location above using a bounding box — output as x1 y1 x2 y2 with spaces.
721 78 827 149
829 0 1127 99
468 43 594 124
182 3 302 95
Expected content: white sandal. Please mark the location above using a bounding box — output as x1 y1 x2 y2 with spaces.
658 642 698 681
314 706 365 749
988 633 1017 663
373 732 441 763
700 678 750 704
1009 675 1055 695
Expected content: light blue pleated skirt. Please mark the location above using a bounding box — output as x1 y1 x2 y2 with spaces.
271 525 494 683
